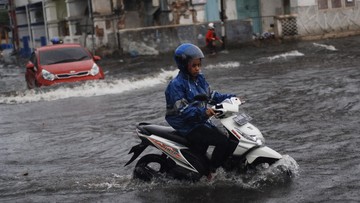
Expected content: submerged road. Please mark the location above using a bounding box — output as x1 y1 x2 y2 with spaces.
0 36 360 202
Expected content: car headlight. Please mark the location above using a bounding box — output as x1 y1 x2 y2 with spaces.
90 63 99 76
42 69 55 81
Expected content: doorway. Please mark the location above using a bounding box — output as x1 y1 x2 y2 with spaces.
236 0 261 34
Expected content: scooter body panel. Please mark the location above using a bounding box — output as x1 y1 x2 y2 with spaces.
140 133 199 172
246 146 283 164
220 113 281 163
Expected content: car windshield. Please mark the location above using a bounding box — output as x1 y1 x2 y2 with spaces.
39 47 91 65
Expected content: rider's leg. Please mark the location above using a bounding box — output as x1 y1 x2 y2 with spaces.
186 125 237 169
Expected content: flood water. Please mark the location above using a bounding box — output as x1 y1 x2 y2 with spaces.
1 36 360 202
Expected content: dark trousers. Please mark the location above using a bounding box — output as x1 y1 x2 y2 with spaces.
185 124 237 169
206 42 216 54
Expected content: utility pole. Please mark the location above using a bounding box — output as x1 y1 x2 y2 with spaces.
112 5 121 52
220 0 226 49
87 0 95 55
25 3 35 52
8 0 19 53
42 0 49 45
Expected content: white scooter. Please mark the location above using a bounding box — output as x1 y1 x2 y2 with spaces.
125 96 283 181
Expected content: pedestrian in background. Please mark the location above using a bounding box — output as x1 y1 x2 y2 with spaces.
205 23 223 55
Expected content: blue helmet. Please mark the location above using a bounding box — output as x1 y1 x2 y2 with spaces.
174 43 204 72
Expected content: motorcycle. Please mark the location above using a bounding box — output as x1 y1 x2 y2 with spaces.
125 96 283 181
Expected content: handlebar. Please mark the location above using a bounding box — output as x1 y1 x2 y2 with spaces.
212 109 226 119
210 97 245 118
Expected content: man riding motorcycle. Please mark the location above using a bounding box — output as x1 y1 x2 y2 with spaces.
165 43 238 171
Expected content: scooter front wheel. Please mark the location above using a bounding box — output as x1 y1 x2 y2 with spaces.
247 157 279 170
133 154 169 181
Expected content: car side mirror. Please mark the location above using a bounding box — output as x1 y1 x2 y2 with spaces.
93 55 101 61
26 62 34 69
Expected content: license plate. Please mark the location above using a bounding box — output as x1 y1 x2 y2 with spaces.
233 113 252 126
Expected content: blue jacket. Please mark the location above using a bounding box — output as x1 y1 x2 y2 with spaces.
165 70 235 136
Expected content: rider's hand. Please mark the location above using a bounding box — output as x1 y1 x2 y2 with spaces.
205 108 216 118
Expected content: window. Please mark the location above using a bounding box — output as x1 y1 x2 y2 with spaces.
39 47 90 65
345 0 355 7
318 0 328 9
124 1 137 11
331 0 342 8
318 0 355 9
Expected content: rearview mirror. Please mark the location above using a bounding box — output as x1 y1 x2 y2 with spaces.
93 55 101 61
26 62 34 69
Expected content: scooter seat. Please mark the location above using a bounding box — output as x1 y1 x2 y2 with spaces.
137 123 188 145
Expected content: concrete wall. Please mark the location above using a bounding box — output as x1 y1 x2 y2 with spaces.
293 0 360 36
92 0 112 14
54 0 67 20
65 0 86 17
14 0 29 7
225 19 253 46
118 20 253 55
225 0 238 20
260 0 283 33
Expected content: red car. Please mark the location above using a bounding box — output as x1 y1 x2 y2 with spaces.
25 43 105 89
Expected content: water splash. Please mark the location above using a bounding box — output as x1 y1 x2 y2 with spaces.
205 61 240 70
267 50 304 61
85 174 135 191
96 155 299 192
313 43 337 51
250 50 304 64
243 155 299 189
0 69 178 104
196 155 300 189
0 62 241 104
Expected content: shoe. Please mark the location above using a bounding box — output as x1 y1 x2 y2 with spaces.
207 171 217 181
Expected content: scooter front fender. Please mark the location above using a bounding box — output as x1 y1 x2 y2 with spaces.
246 146 282 164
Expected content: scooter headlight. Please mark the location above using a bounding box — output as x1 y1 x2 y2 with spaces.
41 69 55 81
243 133 260 144
90 63 99 76
256 138 264 146
235 127 265 146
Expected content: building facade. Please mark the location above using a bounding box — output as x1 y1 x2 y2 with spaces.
0 0 11 50
8 0 360 57
294 0 360 37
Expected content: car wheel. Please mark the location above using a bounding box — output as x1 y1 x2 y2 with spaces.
26 78 37 89
26 77 38 89
25 70 37 89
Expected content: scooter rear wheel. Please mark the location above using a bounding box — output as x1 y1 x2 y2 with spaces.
133 154 168 181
